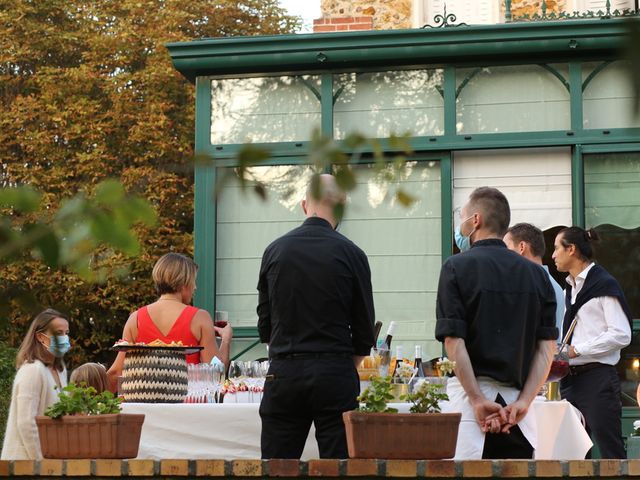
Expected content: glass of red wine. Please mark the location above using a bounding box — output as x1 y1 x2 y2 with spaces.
214 310 229 329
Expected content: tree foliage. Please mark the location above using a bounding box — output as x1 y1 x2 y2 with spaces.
0 0 300 367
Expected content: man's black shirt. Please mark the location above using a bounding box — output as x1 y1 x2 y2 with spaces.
435 239 558 390
257 216 375 357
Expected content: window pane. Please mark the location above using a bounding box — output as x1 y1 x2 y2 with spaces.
456 65 571 134
585 151 640 406
583 61 640 130
211 76 321 144
333 70 444 140
453 148 572 230
338 161 442 360
216 166 314 328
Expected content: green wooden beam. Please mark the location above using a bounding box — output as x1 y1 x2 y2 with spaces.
443 67 456 140
569 61 584 134
199 128 640 162
193 77 216 315
440 152 453 264
572 144 585 228
167 20 634 82
321 73 333 138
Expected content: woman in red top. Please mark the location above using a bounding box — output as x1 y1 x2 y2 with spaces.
107 253 233 391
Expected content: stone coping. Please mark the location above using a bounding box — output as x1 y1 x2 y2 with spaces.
0 459 640 478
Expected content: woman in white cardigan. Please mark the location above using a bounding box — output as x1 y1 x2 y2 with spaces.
1 309 71 460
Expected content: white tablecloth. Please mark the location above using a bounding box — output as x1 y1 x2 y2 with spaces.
122 399 591 460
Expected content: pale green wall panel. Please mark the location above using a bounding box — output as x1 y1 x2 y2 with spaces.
457 64 571 134
585 152 640 228
583 61 640 130
340 161 442 362
211 76 321 144
334 70 444 140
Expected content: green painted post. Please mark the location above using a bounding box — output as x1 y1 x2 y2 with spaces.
440 152 453 264
569 62 583 134
193 77 217 315
322 73 334 174
443 67 457 141
572 144 585 228
321 74 333 139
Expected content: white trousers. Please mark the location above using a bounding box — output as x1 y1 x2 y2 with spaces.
441 377 538 460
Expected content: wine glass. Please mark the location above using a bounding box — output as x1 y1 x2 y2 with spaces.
373 347 391 378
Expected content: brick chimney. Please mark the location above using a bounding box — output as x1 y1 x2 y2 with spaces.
313 16 374 33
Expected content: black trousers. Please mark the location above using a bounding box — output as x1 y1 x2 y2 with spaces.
259 356 359 459
560 364 625 459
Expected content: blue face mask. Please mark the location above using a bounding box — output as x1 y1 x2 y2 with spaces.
454 215 476 252
48 335 71 358
454 226 471 252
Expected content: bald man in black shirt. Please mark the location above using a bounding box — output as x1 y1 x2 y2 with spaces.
257 174 375 459
436 187 558 459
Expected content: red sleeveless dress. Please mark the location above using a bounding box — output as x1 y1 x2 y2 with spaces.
135 305 201 364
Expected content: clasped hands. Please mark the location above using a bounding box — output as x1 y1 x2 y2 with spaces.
472 398 529 434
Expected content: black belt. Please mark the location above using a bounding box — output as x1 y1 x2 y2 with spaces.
568 362 608 376
271 352 352 360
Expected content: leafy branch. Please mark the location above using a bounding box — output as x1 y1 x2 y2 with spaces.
0 179 156 281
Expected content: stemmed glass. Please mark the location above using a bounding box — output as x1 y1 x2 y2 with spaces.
250 360 269 403
372 347 391 378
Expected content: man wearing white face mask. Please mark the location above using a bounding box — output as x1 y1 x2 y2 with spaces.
435 187 558 459
2 309 71 460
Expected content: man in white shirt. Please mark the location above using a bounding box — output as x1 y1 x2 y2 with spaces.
552 226 632 459
504 223 565 342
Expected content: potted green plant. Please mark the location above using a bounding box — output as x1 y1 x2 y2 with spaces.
343 359 461 459
35 382 145 459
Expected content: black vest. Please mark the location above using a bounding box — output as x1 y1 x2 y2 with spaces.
562 264 632 343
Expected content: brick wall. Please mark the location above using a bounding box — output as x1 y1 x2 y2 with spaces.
0 459 639 478
315 0 412 32
313 16 374 32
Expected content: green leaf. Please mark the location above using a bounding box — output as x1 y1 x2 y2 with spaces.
33 228 60 268
237 144 271 168
90 214 139 256
396 189 417 207
94 180 125 205
335 167 356 192
0 187 42 213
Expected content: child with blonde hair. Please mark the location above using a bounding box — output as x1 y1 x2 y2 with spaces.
70 362 108 393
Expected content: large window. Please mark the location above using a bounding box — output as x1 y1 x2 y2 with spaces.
216 161 443 360
585 151 640 406
339 160 443 359
211 76 321 144
333 69 444 140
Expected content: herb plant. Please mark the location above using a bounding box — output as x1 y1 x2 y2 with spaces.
45 382 122 419
401 380 449 413
357 376 398 413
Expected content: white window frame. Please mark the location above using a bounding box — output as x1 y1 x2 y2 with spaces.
412 0 502 28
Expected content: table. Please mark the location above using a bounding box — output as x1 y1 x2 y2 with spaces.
121 400 591 460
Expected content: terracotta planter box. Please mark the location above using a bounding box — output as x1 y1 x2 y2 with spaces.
36 413 145 459
343 410 461 459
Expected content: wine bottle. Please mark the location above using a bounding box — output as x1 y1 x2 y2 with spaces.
413 345 426 378
373 321 383 345
382 321 397 350
390 345 404 378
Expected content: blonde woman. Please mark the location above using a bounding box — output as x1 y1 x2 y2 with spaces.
107 253 232 391
1 309 71 460
70 363 108 393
